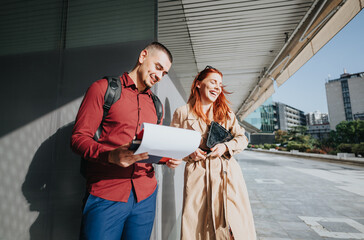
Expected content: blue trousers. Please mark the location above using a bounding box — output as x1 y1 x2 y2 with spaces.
80 187 157 240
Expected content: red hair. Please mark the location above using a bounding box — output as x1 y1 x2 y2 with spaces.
187 67 231 124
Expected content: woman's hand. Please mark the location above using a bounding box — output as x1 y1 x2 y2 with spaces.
188 148 207 161
209 143 227 158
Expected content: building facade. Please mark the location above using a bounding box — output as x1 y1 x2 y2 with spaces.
307 123 331 140
244 99 306 133
244 97 279 133
326 71 364 130
275 102 307 131
306 111 329 125
306 111 330 140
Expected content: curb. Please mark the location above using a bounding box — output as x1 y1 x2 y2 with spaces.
248 148 364 166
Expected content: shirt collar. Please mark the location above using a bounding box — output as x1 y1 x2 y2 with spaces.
122 72 153 97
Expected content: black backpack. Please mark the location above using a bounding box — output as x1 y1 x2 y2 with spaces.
80 76 163 177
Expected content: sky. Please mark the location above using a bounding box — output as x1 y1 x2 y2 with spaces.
272 9 364 114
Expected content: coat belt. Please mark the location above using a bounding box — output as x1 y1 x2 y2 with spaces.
206 156 230 238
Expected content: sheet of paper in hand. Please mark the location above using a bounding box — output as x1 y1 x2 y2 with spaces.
132 123 201 164
206 121 233 149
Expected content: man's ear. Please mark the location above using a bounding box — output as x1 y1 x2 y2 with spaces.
138 49 148 64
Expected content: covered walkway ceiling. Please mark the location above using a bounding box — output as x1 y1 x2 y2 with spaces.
158 0 363 121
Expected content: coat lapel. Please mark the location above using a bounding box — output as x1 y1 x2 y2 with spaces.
186 109 203 133
185 104 213 134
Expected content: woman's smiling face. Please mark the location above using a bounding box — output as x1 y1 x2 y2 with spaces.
196 72 223 105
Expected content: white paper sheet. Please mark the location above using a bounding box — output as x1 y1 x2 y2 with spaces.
134 123 201 159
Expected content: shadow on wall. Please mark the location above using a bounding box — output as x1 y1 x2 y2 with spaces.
22 122 85 240
0 40 149 138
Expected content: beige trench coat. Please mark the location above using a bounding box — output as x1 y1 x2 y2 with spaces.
171 104 256 240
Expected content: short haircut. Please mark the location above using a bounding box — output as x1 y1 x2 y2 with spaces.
145 42 173 63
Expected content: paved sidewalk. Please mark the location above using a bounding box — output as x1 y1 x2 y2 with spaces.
236 151 364 240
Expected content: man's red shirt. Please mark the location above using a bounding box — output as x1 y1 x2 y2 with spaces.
71 73 160 202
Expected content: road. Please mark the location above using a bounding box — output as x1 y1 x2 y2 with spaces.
236 150 364 240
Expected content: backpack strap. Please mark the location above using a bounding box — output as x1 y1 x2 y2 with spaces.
151 93 163 124
93 76 122 141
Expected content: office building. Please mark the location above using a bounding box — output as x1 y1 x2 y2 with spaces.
306 111 330 140
245 99 306 132
326 71 364 130
275 102 307 131
306 111 329 125
244 97 278 133
307 124 331 140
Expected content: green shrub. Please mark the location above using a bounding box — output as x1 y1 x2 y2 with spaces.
264 143 274 149
287 142 299 151
337 143 353 153
300 144 311 152
328 150 338 155
287 142 310 152
270 144 278 149
352 143 364 156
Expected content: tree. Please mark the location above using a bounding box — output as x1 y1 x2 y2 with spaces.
275 126 317 150
319 130 338 148
287 126 314 145
288 125 307 136
318 120 364 154
335 120 364 144
275 130 288 145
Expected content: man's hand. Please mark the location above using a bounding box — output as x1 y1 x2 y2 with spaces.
188 148 207 161
108 142 149 167
166 158 182 169
209 143 227 158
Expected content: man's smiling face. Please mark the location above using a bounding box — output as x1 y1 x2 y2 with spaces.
138 49 172 89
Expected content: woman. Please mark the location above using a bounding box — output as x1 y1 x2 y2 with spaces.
171 66 256 239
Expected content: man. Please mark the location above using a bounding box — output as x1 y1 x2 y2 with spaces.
71 42 182 240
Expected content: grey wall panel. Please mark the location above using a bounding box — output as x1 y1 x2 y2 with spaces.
0 0 160 239
0 99 83 240
21 121 86 240
60 40 151 107
0 0 189 239
152 75 187 240
0 40 160 239
0 51 60 137
0 40 151 138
